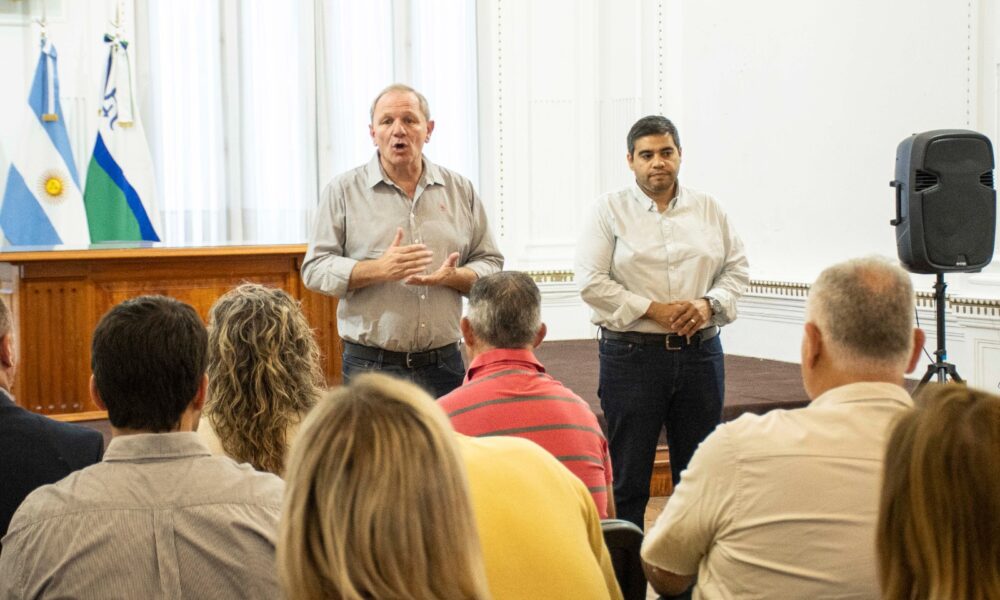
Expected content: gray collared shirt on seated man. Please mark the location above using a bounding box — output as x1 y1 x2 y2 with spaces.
576 183 749 332
302 153 504 352
0 432 284 600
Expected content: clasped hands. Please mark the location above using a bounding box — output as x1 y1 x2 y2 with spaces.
645 299 712 338
376 227 460 287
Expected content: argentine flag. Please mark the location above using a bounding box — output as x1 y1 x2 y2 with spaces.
0 39 90 246
83 33 160 242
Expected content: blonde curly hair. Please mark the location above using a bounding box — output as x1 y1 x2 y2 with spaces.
205 283 324 475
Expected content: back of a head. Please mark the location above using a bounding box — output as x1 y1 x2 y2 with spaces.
206 283 324 474
279 374 489 600
467 271 541 349
91 295 207 432
877 384 1000 600
807 256 915 372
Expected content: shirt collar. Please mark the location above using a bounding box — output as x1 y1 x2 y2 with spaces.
364 152 445 189
810 381 914 409
631 181 683 212
103 432 212 463
466 348 546 380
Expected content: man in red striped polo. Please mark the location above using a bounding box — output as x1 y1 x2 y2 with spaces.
439 271 614 518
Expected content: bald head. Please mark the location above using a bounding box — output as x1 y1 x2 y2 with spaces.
806 257 916 374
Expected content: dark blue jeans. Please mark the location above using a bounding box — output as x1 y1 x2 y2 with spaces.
599 334 725 529
341 345 466 399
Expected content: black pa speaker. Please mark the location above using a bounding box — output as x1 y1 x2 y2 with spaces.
890 129 996 274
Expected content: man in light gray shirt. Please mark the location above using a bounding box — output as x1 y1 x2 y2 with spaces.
575 115 749 529
302 83 503 398
0 296 284 600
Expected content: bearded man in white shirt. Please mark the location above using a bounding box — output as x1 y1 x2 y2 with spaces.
575 115 749 528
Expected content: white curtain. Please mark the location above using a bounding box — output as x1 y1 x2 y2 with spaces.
142 0 477 245
145 0 229 244
143 0 316 245
317 0 479 190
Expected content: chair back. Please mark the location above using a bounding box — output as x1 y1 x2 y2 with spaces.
601 518 647 600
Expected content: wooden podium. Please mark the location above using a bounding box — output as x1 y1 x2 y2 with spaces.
0 243 341 420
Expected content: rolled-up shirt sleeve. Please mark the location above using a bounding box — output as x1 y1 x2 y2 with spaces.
706 210 750 326
461 187 504 279
575 200 653 330
301 181 358 299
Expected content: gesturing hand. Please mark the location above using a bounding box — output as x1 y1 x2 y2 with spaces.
405 252 461 287
378 227 434 281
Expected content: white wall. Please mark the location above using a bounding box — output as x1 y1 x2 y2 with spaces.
477 0 1000 391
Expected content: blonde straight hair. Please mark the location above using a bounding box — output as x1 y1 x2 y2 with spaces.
278 373 491 600
877 383 1000 600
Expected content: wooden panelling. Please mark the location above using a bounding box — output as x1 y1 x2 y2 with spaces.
0 245 340 418
19 280 94 414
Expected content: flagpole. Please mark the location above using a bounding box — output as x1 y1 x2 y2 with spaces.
34 3 59 123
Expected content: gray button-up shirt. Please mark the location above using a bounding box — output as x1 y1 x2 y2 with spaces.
575 184 749 333
0 432 284 600
302 153 504 351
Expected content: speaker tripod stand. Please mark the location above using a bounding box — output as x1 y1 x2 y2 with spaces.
916 273 964 392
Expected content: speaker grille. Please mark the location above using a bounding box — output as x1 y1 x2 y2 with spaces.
915 169 939 192
980 170 994 188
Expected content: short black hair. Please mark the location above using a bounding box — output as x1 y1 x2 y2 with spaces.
627 115 681 155
91 295 208 432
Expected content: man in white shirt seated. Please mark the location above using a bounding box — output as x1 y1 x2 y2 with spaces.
641 256 925 599
0 296 284 600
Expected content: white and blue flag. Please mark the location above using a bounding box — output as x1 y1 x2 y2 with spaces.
0 38 90 246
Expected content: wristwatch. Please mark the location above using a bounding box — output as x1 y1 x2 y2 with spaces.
702 296 722 317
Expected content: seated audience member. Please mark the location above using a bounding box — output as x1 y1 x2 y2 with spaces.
440 271 615 518
278 374 491 600
0 296 284 599
641 256 925 599
459 432 623 597
0 298 103 545
200 283 324 475
878 384 1000 600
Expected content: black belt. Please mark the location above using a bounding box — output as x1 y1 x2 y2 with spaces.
343 341 461 369
600 326 720 351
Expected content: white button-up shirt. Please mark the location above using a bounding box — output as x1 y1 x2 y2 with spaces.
575 184 749 333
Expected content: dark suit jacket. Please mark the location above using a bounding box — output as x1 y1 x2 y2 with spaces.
0 389 105 544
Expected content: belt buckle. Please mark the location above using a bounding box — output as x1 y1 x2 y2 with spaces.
665 335 684 351
405 352 416 368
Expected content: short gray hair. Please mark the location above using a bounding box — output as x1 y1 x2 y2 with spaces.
370 83 431 122
467 272 541 349
808 257 915 370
